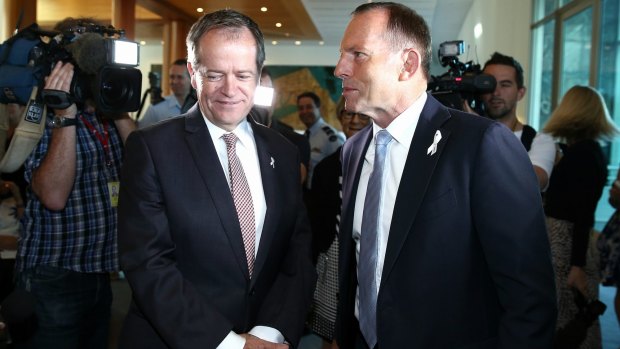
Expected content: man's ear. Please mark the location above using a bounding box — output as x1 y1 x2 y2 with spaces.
187 62 198 89
400 49 420 81
517 85 527 101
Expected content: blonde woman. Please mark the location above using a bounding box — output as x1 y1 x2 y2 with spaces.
543 85 619 348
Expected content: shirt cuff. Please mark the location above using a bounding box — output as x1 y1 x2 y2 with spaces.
216 331 246 349
249 326 285 344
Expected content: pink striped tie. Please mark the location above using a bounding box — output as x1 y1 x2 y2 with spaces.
222 133 256 277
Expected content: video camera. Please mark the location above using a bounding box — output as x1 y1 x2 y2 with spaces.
0 21 142 114
427 40 495 115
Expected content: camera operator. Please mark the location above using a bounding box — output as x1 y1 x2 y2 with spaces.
138 58 191 129
480 52 556 190
13 16 136 348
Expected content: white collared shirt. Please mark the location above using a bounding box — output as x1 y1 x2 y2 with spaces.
203 117 282 348
204 118 267 257
352 92 427 320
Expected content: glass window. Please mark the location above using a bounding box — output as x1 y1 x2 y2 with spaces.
598 0 620 167
533 0 560 22
530 20 556 128
559 7 593 97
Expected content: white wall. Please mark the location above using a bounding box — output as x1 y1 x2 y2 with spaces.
264 44 340 66
1 0 6 42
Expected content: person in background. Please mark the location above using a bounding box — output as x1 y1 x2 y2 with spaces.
306 97 371 349
251 66 311 184
117 9 315 349
333 2 556 348
139 58 192 129
600 167 620 332
14 16 136 349
297 92 344 190
0 178 24 302
543 85 619 348
480 52 556 191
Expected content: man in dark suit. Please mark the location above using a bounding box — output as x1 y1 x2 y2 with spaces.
117 9 315 349
333 3 557 349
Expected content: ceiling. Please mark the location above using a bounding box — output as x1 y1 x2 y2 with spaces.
35 0 474 51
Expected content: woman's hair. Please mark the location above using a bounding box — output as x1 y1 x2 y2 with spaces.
543 85 618 143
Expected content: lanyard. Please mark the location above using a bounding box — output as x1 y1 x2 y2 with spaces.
79 115 113 167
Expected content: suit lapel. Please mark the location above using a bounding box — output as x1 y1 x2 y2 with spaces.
381 96 452 285
183 107 250 279
249 121 280 284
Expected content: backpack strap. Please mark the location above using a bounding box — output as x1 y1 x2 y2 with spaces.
520 124 537 152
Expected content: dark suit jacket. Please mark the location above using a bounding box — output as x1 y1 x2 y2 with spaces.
335 94 557 349
118 105 316 348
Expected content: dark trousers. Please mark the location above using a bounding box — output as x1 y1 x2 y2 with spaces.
14 266 112 349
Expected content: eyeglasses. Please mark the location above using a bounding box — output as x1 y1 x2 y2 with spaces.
341 112 371 121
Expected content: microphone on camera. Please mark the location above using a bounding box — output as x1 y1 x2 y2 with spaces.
66 32 107 75
0 289 38 343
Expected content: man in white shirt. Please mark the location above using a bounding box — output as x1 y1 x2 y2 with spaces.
117 9 315 349
138 58 191 129
333 3 556 348
480 52 556 190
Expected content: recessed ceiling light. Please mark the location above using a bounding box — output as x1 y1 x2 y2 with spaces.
295 41 301 45
197 7 204 13
140 41 146 45
272 41 278 45
275 22 282 28
261 7 268 12
319 41 324 45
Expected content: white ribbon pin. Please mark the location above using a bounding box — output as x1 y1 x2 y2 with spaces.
427 130 442 156
270 157 275 168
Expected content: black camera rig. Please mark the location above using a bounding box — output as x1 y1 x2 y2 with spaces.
0 21 142 114
427 40 496 115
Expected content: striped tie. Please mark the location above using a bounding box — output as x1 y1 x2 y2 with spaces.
222 133 256 277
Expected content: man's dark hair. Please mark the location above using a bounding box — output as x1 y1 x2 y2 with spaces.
173 58 187 66
186 9 265 73
297 91 321 108
483 52 525 89
353 2 432 80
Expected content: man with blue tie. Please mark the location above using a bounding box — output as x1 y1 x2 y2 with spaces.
333 2 557 348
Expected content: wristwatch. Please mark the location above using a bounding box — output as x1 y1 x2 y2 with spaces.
51 115 77 128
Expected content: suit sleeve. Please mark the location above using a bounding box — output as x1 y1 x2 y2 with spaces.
471 123 557 348
254 152 317 347
118 131 233 348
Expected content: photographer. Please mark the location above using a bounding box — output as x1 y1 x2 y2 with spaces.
13 16 135 348
138 58 191 129
480 52 556 190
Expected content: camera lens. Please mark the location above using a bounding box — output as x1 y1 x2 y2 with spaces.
95 66 142 113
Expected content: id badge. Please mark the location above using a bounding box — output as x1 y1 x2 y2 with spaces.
108 181 120 207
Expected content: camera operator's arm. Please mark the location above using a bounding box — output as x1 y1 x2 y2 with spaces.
31 62 78 211
113 116 136 143
100 112 135 144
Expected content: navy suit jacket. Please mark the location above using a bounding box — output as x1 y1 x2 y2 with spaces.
118 105 316 348
336 94 557 349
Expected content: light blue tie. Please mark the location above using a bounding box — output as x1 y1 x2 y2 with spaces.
358 129 392 348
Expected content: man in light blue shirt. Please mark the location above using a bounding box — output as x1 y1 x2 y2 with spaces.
138 58 191 129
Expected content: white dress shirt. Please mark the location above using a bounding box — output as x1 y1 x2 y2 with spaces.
352 93 427 320
203 117 284 348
